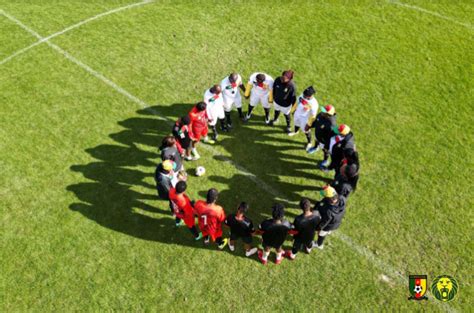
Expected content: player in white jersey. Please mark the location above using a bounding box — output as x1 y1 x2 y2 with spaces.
289 86 319 150
203 84 226 141
243 72 274 124
220 72 246 129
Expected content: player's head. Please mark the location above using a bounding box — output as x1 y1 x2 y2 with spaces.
281 70 294 83
320 104 335 117
229 72 239 83
162 160 174 173
321 185 338 202
256 73 265 84
196 101 206 111
344 163 358 179
299 198 312 212
271 203 285 220
237 202 249 215
161 135 176 148
303 86 316 98
335 124 351 136
344 148 359 165
206 188 219 204
181 115 191 125
210 84 222 94
176 181 187 194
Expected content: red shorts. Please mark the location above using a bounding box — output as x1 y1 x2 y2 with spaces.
191 126 208 142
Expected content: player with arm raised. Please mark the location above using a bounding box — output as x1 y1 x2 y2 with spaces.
243 72 274 124
220 72 246 128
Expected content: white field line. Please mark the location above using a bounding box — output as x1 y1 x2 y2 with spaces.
0 0 153 66
388 0 474 31
0 9 457 313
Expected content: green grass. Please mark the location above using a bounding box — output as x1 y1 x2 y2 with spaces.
1 0 473 311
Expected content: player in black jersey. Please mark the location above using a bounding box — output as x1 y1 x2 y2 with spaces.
224 202 258 257
256 203 292 265
285 198 321 260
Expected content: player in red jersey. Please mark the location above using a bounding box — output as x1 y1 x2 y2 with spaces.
189 101 214 159
169 181 202 240
194 188 228 249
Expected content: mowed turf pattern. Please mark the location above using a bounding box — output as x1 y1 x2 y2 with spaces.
1 0 472 311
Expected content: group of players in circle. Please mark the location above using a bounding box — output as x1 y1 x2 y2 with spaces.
154 70 360 265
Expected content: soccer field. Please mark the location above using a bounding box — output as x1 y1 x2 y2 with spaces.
1 0 472 311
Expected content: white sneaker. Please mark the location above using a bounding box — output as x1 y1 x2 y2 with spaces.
305 246 313 253
191 149 200 159
184 156 193 161
288 132 298 137
245 247 258 257
315 243 324 250
305 143 312 150
228 243 235 252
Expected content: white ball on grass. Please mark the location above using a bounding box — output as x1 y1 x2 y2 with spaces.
195 166 206 177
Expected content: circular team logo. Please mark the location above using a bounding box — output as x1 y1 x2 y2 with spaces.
431 275 459 302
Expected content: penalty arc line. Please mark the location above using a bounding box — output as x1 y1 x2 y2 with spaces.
0 0 154 66
0 9 457 313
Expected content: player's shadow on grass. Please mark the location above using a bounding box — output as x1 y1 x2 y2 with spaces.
67 102 330 256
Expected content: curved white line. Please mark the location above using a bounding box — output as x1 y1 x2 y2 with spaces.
389 0 473 31
0 0 153 66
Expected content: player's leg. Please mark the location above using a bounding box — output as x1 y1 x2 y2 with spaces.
243 236 257 257
245 93 259 121
258 244 271 265
275 246 284 265
315 230 331 249
289 126 300 137
285 239 301 260
284 113 291 134
234 93 243 119
270 104 281 125
223 99 233 129
261 96 271 124
228 232 238 252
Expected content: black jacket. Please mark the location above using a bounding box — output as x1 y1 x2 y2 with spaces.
330 132 355 171
312 113 337 146
316 196 347 231
172 122 191 149
272 77 296 107
331 173 358 198
154 164 172 200
160 146 182 171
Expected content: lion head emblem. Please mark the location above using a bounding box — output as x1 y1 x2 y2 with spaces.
431 275 459 302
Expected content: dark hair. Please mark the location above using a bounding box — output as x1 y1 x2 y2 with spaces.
272 203 285 220
181 115 191 125
256 73 265 82
282 70 294 80
229 72 238 83
303 86 316 97
206 188 219 203
161 136 176 149
300 198 312 212
176 181 187 193
196 101 206 111
210 84 221 94
238 202 249 213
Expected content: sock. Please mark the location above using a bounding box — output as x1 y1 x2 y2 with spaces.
247 105 254 117
273 110 281 121
264 108 270 121
284 114 291 127
305 132 311 143
219 119 226 130
317 235 326 246
216 237 224 245
294 126 300 133
237 108 243 118
225 112 231 124
263 251 270 260
189 226 199 237
323 150 329 161
276 251 283 259
212 125 218 137
175 217 181 224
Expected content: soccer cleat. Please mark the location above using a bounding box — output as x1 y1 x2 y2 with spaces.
212 133 218 141
245 247 258 257
243 114 250 123
227 123 233 130
194 232 203 241
320 160 329 167
191 155 200 161
257 250 267 265
218 238 228 250
285 126 291 134
265 119 271 125
268 120 274 126
203 136 215 144
191 149 201 159
284 250 295 260
228 242 235 252
275 254 284 265
288 132 298 137
307 146 319 154
314 243 324 250
204 236 210 245
305 246 313 254
175 220 184 227
305 143 312 151
184 156 193 161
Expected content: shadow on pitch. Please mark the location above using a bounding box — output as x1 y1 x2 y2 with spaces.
67 103 330 258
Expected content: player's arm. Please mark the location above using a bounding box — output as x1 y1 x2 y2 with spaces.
244 82 252 98
268 80 274 103
239 83 246 92
290 100 298 114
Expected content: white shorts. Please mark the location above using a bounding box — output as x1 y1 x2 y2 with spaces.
222 93 242 112
250 92 271 109
274 102 292 115
207 105 225 126
294 115 309 130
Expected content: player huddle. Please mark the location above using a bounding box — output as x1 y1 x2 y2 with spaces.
155 71 360 265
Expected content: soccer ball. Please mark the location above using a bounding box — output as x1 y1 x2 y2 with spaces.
195 166 206 177
413 285 423 294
